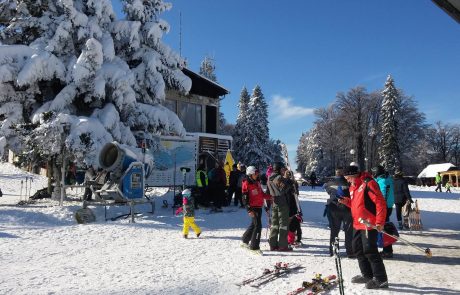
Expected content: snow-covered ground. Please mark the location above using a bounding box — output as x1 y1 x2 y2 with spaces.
1 162 459 295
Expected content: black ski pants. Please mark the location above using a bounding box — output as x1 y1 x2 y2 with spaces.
234 187 243 206
383 207 393 254
352 229 388 282
395 203 404 223
328 204 353 256
242 208 262 250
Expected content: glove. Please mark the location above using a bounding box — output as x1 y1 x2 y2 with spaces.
175 207 183 216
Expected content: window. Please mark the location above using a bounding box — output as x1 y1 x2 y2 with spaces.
178 101 202 132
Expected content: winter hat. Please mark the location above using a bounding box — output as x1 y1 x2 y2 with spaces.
394 168 403 177
246 166 257 176
343 165 360 177
273 161 285 172
182 189 192 199
371 165 385 177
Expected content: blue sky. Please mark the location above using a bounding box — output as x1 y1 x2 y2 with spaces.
112 0 460 170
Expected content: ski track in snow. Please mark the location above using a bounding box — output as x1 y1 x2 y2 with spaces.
1 162 460 295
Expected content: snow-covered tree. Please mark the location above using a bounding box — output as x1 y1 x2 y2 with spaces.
232 87 250 163
299 125 329 178
0 0 191 195
245 85 271 169
378 75 401 174
199 55 217 82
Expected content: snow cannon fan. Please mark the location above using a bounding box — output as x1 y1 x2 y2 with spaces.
99 142 145 199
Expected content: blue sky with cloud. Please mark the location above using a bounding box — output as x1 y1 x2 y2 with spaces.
112 0 460 170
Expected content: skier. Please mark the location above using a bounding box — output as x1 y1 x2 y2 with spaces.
338 165 389 289
323 168 353 257
241 166 272 253
371 165 395 259
267 162 292 251
175 188 202 239
284 170 303 246
435 172 442 192
393 169 413 230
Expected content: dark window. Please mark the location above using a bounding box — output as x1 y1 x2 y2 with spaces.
206 105 217 134
178 101 202 132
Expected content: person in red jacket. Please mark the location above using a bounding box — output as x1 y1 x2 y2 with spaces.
241 166 272 253
339 165 389 289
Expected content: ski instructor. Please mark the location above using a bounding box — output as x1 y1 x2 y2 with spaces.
338 164 389 289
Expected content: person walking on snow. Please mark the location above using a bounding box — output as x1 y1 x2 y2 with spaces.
175 189 202 239
435 172 442 192
267 162 292 251
393 169 413 230
241 166 272 253
338 165 389 289
445 180 452 193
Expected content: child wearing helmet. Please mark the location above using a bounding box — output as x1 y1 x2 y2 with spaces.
175 188 202 238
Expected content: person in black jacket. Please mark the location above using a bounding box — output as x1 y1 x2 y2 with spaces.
393 169 413 230
227 164 239 206
324 168 353 257
284 170 302 246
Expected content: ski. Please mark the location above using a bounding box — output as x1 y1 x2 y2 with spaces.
250 263 303 288
237 262 301 287
287 274 337 295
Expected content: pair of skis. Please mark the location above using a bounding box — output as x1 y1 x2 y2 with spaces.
237 262 303 288
287 274 338 295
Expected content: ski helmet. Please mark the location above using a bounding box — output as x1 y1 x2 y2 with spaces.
182 189 192 199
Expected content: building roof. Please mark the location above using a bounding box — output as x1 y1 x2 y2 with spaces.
417 163 456 178
182 68 229 99
432 0 460 23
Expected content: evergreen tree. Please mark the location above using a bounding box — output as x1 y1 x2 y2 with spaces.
0 0 190 194
245 85 271 169
379 75 401 173
232 87 250 163
199 55 217 82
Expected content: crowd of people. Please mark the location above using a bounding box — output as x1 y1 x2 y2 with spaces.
182 158 422 289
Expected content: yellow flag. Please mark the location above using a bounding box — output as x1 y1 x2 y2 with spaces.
223 149 234 186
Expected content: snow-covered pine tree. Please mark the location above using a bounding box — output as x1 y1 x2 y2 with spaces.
197 55 230 135
245 85 271 170
0 0 190 195
199 55 217 82
378 75 401 174
232 87 250 164
300 125 329 177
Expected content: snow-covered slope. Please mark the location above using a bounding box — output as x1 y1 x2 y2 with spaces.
0 162 459 294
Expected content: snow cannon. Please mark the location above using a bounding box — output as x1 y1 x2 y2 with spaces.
98 142 149 199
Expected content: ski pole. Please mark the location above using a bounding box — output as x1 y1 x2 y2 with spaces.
333 238 345 295
358 218 432 258
20 180 23 201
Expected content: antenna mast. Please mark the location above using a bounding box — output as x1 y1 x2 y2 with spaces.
179 11 182 57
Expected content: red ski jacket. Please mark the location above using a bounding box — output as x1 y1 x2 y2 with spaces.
242 178 271 208
349 172 387 230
